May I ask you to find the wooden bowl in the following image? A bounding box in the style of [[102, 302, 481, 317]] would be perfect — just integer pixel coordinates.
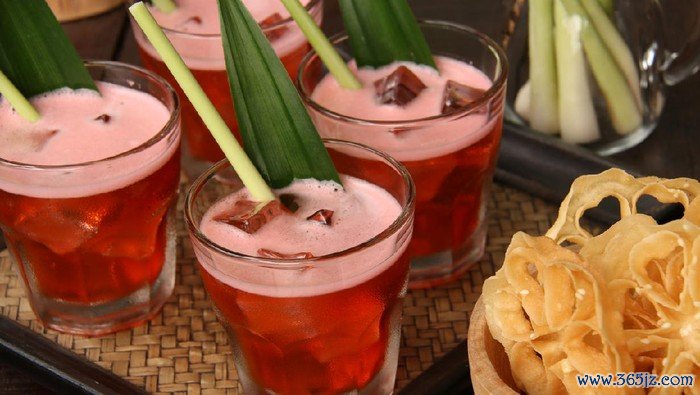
[[47, 0, 124, 22], [468, 298, 520, 395]]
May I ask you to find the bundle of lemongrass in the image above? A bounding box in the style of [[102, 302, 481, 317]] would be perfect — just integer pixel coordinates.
[[515, 0, 642, 144]]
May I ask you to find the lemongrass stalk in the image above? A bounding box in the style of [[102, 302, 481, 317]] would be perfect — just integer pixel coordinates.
[[560, 0, 641, 135], [514, 80, 532, 122], [554, 0, 600, 143], [280, 0, 361, 89], [595, 0, 614, 17], [129, 2, 275, 203], [151, 0, 176, 13], [581, 0, 642, 109], [0, 69, 40, 122], [529, 0, 559, 134]]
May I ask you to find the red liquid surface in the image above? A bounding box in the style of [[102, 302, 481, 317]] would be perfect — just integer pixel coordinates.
[[139, 44, 310, 163], [198, 254, 409, 394], [405, 118, 503, 262], [0, 151, 180, 304]]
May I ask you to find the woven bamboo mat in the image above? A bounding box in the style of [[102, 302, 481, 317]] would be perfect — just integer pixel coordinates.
[[0, 182, 559, 394]]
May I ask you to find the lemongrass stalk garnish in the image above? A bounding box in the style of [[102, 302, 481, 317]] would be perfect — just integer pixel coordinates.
[[279, 0, 361, 89], [0, 69, 40, 122], [129, 2, 275, 203], [150, 0, 177, 13], [595, 0, 614, 17]]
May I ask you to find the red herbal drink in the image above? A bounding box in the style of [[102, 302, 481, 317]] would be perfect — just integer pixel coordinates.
[[132, 0, 323, 175], [298, 22, 508, 288], [186, 140, 415, 394], [0, 62, 181, 336]]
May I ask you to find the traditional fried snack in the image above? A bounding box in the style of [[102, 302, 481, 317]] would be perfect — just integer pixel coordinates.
[[483, 233, 633, 395], [482, 169, 700, 395]]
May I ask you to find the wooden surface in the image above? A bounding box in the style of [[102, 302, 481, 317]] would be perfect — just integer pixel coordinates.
[[1, 0, 699, 393]]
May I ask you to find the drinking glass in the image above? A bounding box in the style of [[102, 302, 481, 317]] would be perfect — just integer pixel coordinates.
[[186, 139, 415, 394], [298, 22, 508, 289], [130, 0, 324, 176], [0, 61, 181, 336]]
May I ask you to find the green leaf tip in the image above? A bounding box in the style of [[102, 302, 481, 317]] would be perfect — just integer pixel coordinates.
[[339, 0, 436, 70], [279, 0, 361, 90], [129, 2, 275, 203], [151, 0, 177, 13], [0, 0, 97, 98], [218, 0, 342, 189], [0, 69, 40, 122]]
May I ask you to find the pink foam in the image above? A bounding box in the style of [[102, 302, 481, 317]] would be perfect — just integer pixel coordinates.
[[197, 176, 407, 297], [310, 57, 496, 161], [0, 82, 176, 199]]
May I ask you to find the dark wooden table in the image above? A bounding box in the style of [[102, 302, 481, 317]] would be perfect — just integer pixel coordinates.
[[1, 0, 699, 393]]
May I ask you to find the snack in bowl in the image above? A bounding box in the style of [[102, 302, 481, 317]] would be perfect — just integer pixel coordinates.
[[479, 169, 700, 394]]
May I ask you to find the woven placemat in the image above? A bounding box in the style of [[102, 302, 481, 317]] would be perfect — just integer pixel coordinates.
[[0, 182, 559, 394]]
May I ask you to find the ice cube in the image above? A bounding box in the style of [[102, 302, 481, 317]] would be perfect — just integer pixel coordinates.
[[213, 200, 287, 234], [280, 194, 299, 213], [374, 66, 426, 107], [94, 114, 112, 123], [441, 80, 486, 114], [0, 130, 59, 154], [306, 209, 333, 225], [258, 249, 314, 259], [259, 13, 288, 41], [13, 196, 118, 255]]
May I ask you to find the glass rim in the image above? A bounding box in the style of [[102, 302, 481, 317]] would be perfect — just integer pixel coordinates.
[[184, 138, 416, 268], [296, 20, 509, 127], [0, 60, 181, 171], [131, 0, 323, 39]]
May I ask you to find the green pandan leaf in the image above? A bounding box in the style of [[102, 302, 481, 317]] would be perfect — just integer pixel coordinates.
[[218, 0, 341, 188], [339, 0, 436, 69], [0, 0, 97, 98]]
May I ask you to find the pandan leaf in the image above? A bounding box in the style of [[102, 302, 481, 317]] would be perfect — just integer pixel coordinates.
[[0, 0, 97, 98], [218, 0, 341, 188], [338, 0, 436, 69]]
